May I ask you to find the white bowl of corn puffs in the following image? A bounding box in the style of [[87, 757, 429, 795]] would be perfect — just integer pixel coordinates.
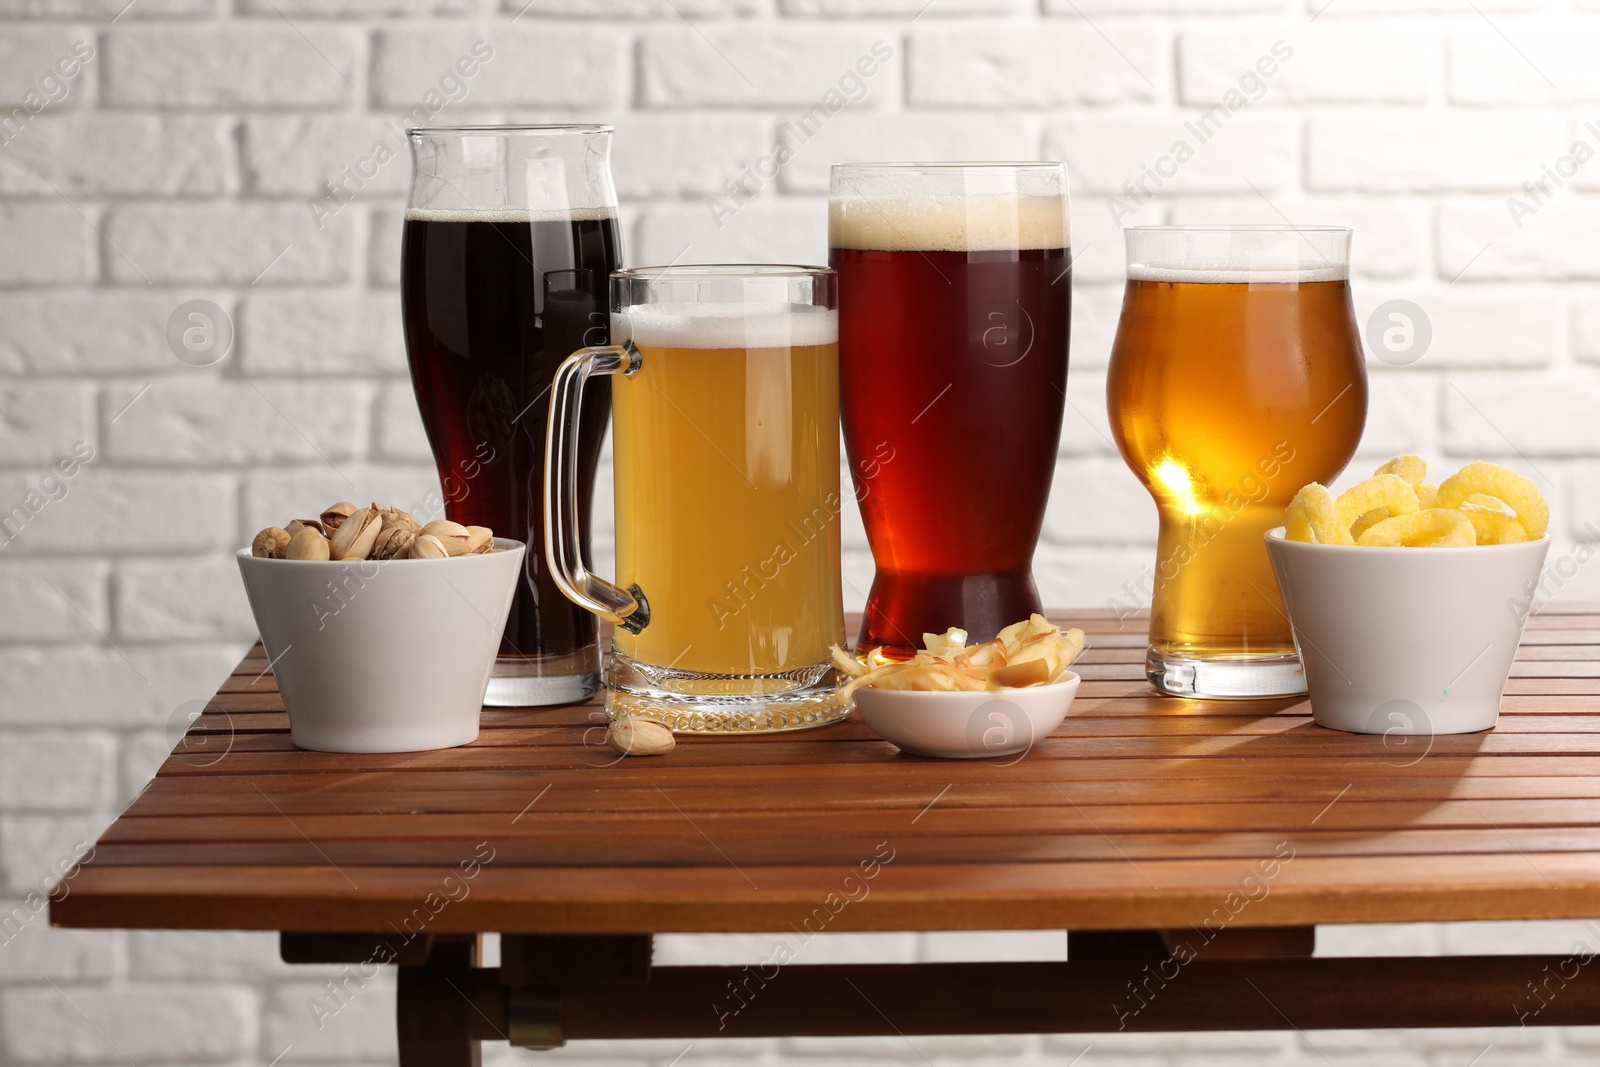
[[836, 615, 1085, 759], [1266, 456, 1550, 736]]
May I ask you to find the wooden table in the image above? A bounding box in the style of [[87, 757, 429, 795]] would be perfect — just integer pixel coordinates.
[[53, 606, 1600, 1064]]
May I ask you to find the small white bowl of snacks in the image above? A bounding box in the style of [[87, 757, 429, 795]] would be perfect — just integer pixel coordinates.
[[237, 502, 524, 754], [1266, 457, 1550, 737], [836, 615, 1086, 759]]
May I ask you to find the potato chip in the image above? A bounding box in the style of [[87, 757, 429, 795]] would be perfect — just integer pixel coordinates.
[[1357, 508, 1476, 548], [1436, 462, 1548, 540], [1285, 483, 1352, 545], [1337, 474, 1420, 531], [834, 615, 1086, 696], [1375, 454, 1427, 487]]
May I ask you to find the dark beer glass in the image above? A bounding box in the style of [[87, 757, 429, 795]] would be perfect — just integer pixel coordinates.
[[401, 126, 620, 705], [830, 163, 1071, 657]]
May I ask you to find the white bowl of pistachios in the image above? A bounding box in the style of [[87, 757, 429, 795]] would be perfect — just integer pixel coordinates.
[[236, 502, 524, 754]]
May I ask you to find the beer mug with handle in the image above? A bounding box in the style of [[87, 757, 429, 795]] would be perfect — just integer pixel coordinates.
[[545, 265, 849, 734]]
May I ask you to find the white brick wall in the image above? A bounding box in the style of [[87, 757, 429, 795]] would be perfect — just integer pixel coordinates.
[[3, 2, 1600, 1064]]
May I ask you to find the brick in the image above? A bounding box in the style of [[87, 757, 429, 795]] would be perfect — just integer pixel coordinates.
[[240, 293, 406, 376], [116, 555, 258, 641], [1321, 0, 1536, 9], [0, 730, 113, 810], [510, 0, 760, 12], [0, 561, 108, 642], [0, 0, 213, 12], [1059, 370, 1118, 456], [1354, 286, 1561, 369], [1034, 546, 1158, 611], [0, 643, 244, 728], [921, 929, 1065, 961], [242, 0, 477, 12], [909, 26, 1163, 107], [610, 115, 773, 198], [1069, 284, 1121, 372], [1443, 373, 1600, 457], [0, 468, 233, 555], [1307, 113, 1565, 192], [130, 928, 288, 980], [107, 380, 369, 466], [369, 206, 404, 288], [0, 983, 254, 1063], [642, 27, 897, 107], [103, 25, 358, 107], [104, 203, 353, 285], [1044, 114, 1295, 195], [1045, 1031, 1294, 1054], [778, 114, 1033, 193], [0, 812, 105, 897], [243, 465, 443, 533], [785, 0, 1014, 12], [1165, 197, 1426, 279], [263, 977, 398, 1062], [0, 292, 219, 375], [1440, 199, 1600, 281], [1316, 922, 1440, 956], [374, 383, 432, 462], [244, 116, 411, 198], [1352, 376, 1432, 459], [1067, 203, 1132, 285], [0, 114, 233, 196], [0, 204, 91, 286], [1042, 459, 1158, 545], [1449, 20, 1600, 104], [1573, 297, 1600, 368], [782, 1034, 1031, 1057], [372, 27, 621, 109], [0, 381, 94, 465], [634, 200, 828, 272], [0, 905, 117, 983], [1179, 26, 1435, 105], [0, 27, 94, 109]]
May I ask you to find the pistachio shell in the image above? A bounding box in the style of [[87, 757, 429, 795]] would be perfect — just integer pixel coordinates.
[[377, 505, 420, 535], [606, 717, 675, 757], [320, 501, 359, 532], [285, 519, 326, 539], [419, 519, 472, 556], [251, 526, 290, 559], [286, 527, 331, 561], [374, 526, 415, 560], [409, 533, 449, 559], [465, 526, 494, 554], [329, 507, 382, 561]]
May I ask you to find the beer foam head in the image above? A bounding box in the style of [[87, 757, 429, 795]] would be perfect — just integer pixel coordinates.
[[1128, 261, 1348, 284], [615, 301, 837, 350], [403, 206, 617, 223], [830, 193, 1069, 253]]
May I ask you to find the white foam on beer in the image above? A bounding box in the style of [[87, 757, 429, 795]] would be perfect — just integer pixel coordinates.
[[1128, 261, 1347, 284], [615, 301, 837, 350], [403, 206, 618, 223], [829, 193, 1069, 252]]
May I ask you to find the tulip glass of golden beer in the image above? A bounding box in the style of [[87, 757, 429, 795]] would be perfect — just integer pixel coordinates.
[[544, 265, 848, 733], [1107, 227, 1366, 698]]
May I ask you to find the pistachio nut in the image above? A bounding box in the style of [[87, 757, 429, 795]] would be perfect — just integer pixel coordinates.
[[286, 527, 331, 561], [374, 526, 415, 560], [465, 526, 494, 554], [377, 505, 420, 535], [285, 518, 326, 539], [329, 507, 382, 561], [418, 519, 473, 556], [409, 533, 449, 559], [251, 526, 291, 559], [606, 717, 675, 756], [320, 501, 359, 532]]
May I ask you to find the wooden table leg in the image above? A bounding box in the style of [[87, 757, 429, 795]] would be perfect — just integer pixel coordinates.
[[398, 936, 482, 1067]]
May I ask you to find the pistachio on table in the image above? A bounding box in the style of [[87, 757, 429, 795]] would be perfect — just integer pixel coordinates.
[[251, 501, 497, 562], [606, 717, 675, 757]]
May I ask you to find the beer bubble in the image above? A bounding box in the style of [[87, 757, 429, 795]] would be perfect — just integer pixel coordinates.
[[1365, 299, 1431, 367], [166, 299, 234, 367]]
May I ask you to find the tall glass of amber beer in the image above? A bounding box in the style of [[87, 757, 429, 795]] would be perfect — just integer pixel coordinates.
[[831, 163, 1071, 657], [544, 265, 848, 733], [1107, 226, 1366, 698]]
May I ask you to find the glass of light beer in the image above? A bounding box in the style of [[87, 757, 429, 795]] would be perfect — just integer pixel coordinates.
[[1107, 226, 1367, 698], [544, 265, 848, 733], [830, 163, 1071, 657]]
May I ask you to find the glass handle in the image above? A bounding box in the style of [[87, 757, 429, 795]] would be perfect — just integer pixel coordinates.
[[543, 341, 650, 634]]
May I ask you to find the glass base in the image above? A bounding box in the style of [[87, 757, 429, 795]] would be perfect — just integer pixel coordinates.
[[485, 649, 600, 707], [1146, 649, 1307, 700], [605, 651, 850, 734]]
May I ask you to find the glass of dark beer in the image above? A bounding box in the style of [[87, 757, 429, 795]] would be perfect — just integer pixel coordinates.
[[830, 162, 1071, 657], [401, 125, 620, 705], [1107, 226, 1366, 699]]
